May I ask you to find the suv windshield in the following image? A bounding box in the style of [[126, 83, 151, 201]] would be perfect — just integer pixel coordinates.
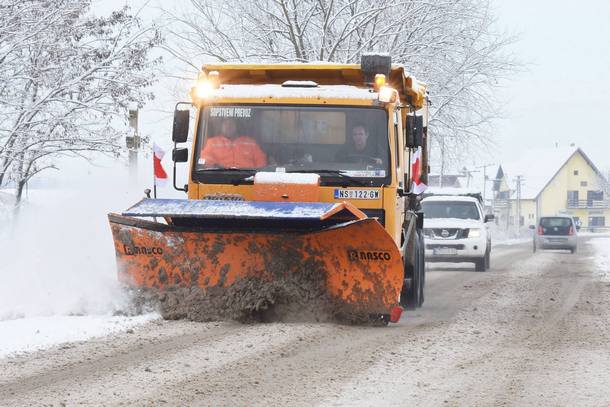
[[422, 201, 481, 220], [193, 105, 390, 185]]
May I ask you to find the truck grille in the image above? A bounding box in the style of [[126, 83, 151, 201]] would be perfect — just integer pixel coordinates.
[[424, 228, 467, 239], [361, 209, 385, 227], [426, 243, 465, 250]]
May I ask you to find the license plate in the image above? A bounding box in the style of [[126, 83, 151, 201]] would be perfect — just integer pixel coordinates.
[[334, 189, 380, 200], [433, 248, 457, 255]]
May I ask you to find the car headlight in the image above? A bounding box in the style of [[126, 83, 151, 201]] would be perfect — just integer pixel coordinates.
[[468, 228, 481, 238]]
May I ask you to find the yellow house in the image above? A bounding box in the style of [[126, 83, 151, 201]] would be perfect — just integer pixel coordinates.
[[494, 147, 609, 230]]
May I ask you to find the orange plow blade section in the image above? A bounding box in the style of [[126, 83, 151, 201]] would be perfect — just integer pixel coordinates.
[[108, 199, 403, 319]]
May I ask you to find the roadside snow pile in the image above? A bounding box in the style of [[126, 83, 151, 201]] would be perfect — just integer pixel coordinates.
[[589, 237, 610, 282], [0, 158, 170, 358], [0, 188, 131, 319], [0, 190, 15, 223], [0, 314, 157, 358], [0, 158, 163, 320]]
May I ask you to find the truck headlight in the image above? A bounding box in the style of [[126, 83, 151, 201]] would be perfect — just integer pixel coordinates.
[[196, 81, 214, 99], [378, 86, 397, 103], [468, 228, 481, 238]]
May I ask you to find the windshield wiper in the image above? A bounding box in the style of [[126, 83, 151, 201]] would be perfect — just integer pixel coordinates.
[[287, 169, 368, 186], [195, 167, 256, 183], [196, 168, 256, 172]]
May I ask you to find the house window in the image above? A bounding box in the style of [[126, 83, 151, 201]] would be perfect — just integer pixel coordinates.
[[589, 216, 605, 227], [567, 190, 579, 207], [580, 181, 588, 187], [573, 170, 579, 175]]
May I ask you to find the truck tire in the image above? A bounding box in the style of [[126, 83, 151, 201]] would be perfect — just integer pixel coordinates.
[[474, 256, 486, 272], [401, 230, 423, 309], [484, 248, 491, 270], [417, 230, 425, 307]]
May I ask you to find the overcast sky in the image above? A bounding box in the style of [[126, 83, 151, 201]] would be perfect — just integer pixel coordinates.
[[491, 0, 610, 173], [93, 0, 610, 175]]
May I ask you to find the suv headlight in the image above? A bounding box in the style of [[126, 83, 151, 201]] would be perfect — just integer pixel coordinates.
[[468, 228, 481, 238]]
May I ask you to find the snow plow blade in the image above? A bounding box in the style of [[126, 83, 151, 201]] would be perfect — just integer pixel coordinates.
[[108, 199, 403, 320]]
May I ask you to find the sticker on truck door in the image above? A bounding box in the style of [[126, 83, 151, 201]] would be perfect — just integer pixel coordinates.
[[334, 189, 380, 200]]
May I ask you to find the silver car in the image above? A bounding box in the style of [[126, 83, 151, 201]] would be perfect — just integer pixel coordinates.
[[532, 215, 578, 253]]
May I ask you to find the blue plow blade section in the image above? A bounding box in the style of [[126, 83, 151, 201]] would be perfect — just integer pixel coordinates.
[[122, 198, 362, 222]]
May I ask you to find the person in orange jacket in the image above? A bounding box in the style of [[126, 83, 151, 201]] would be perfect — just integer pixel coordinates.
[[200, 118, 267, 168]]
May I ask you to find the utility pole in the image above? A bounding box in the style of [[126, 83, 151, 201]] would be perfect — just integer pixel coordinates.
[[126, 104, 140, 187], [476, 163, 494, 210], [461, 167, 480, 188], [515, 175, 524, 235]]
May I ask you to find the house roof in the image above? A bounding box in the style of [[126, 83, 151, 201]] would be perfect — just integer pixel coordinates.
[[493, 166, 505, 191], [500, 146, 606, 200]]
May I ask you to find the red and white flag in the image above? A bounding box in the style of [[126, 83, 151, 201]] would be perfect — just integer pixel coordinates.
[[411, 146, 427, 194], [153, 143, 168, 187]]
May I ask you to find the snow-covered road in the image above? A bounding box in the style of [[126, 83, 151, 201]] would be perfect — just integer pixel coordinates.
[[0, 314, 156, 358], [1, 237, 609, 406]]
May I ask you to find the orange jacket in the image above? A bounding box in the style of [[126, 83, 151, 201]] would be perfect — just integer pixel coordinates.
[[200, 135, 267, 168]]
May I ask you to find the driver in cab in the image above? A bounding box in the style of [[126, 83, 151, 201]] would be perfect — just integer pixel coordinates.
[[336, 123, 383, 165], [200, 118, 267, 168]]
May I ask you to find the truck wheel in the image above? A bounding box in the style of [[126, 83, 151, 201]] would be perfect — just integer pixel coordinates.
[[474, 256, 486, 272], [417, 230, 425, 307], [401, 232, 422, 309], [484, 249, 491, 270]]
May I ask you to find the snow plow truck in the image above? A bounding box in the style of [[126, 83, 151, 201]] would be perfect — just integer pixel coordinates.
[[108, 55, 430, 324]]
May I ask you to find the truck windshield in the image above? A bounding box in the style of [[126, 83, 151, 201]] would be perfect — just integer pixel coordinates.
[[193, 105, 389, 183], [422, 201, 481, 220]]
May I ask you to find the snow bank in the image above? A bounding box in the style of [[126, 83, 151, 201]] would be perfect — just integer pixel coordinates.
[[589, 237, 610, 282], [0, 190, 15, 224], [0, 156, 165, 320], [0, 314, 156, 358]]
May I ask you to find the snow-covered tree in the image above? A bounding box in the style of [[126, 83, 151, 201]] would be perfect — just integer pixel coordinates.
[[163, 0, 515, 170], [0, 0, 161, 204]]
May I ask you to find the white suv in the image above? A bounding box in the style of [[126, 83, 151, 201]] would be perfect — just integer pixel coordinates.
[[421, 195, 493, 271]]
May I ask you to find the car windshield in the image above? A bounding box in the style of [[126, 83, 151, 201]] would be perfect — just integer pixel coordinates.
[[421, 201, 481, 220], [193, 105, 389, 181], [540, 217, 571, 227]]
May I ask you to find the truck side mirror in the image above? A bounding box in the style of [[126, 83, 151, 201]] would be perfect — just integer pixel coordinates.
[[172, 109, 190, 143], [172, 147, 188, 163], [484, 214, 495, 223], [406, 114, 424, 148]]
